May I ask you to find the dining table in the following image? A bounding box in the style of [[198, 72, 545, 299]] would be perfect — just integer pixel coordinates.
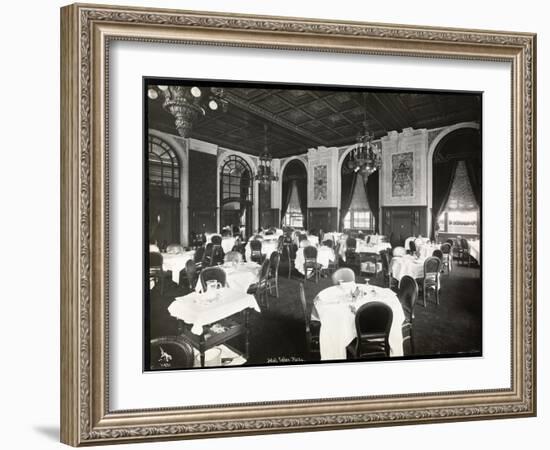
[[195, 262, 260, 293], [311, 283, 405, 361], [338, 239, 392, 262], [245, 237, 279, 262], [390, 254, 425, 282], [161, 250, 196, 283], [294, 245, 335, 275]]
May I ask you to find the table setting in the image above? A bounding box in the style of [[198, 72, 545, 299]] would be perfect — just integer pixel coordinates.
[[312, 282, 405, 360]]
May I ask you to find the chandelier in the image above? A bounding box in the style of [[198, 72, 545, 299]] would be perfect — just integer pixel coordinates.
[[254, 124, 279, 185], [147, 85, 228, 138], [347, 95, 382, 179]]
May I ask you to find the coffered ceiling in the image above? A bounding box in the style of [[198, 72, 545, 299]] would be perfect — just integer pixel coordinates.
[[147, 84, 481, 158]]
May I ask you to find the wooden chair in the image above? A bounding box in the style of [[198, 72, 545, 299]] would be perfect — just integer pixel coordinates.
[[199, 266, 227, 292], [266, 251, 281, 298], [398, 275, 418, 354], [247, 258, 271, 309], [210, 244, 225, 266], [422, 256, 442, 306], [345, 237, 361, 274], [380, 249, 396, 289], [193, 246, 205, 271], [150, 336, 195, 370], [408, 240, 417, 255], [440, 242, 452, 274], [249, 239, 263, 265], [432, 249, 443, 260], [346, 302, 393, 359], [303, 245, 322, 283], [149, 251, 167, 294], [183, 259, 197, 291], [458, 238, 473, 267], [298, 283, 320, 357], [327, 242, 340, 275], [331, 267, 355, 285], [201, 243, 213, 267]]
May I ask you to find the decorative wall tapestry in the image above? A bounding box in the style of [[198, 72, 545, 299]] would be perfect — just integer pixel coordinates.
[[313, 164, 328, 201], [392, 152, 414, 198]]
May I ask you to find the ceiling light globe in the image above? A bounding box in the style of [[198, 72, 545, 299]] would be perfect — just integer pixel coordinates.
[[209, 100, 219, 110], [147, 88, 158, 100], [190, 87, 202, 98]]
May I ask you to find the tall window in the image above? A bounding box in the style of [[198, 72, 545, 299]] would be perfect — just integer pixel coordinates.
[[437, 160, 479, 235], [283, 180, 303, 228], [148, 136, 180, 245], [221, 155, 252, 202], [343, 174, 374, 231]]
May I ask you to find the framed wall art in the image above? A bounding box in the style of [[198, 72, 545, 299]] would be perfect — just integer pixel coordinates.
[[60, 2, 536, 446]]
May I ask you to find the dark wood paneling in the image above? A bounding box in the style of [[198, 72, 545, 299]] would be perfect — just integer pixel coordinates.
[[188, 150, 218, 236], [382, 206, 427, 247], [308, 208, 338, 233]]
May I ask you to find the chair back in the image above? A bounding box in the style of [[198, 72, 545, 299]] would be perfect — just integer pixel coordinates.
[[409, 240, 417, 253], [150, 336, 195, 370], [259, 258, 271, 281], [199, 266, 227, 291], [303, 245, 318, 261], [298, 233, 308, 242], [269, 251, 280, 277], [166, 244, 184, 254], [440, 243, 452, 254], [224, 251, 243, 264], [250, 240, 262, 252], [322, 239, 334, 249], [331, 267, 355, 285], [193, 246, 205, 263], [298, 283, 311, 333], [398, 275, 418, 321], [211, 245, 225, 266], [346, 237, 357, 250], [380, 249, 392, 276], [424, 256, 442, 276], [211, 235, 222, 246], [432, 249, 443, 260], [460, 238, 470, 250], [446, 238, 454, 246], [149, 252, 163, 269], [355, 301, 393, 357], [185, 259, 197, 290]]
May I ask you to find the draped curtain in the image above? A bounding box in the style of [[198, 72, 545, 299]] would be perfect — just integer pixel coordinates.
[[431, 160, 458, 239], [465, 157, 482, 208], [280, 178, 292, 224], [366, 171, 380, 232], [340, 172, 358, 230], [296, 177, 308, 230]]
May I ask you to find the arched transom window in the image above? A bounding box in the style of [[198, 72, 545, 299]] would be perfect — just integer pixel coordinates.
[[148, 136, 180, 199], [220, 155, 252, 202]]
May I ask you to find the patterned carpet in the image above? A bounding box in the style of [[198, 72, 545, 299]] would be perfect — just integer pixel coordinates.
[[147, 257, 482, 368]]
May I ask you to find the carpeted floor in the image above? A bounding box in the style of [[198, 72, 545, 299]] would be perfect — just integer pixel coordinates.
[[147, 256, 482, 368]]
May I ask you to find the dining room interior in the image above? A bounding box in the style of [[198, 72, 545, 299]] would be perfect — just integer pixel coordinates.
[[145, 80, 482, 371]]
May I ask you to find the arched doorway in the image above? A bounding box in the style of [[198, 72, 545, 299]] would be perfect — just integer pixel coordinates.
[[431, 128, 481, 240], [280, 159, 307, 229], [148, 135, 181, 247], [220, 155, 253, 238]]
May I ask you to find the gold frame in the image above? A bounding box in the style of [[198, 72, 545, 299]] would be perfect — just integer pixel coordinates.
[[60, 3, 536, 446]]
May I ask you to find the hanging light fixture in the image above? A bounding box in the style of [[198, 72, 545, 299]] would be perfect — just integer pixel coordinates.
[[347, 93, 382, 180], [147, 85, 228, 138], [254, 124, 279, 185]]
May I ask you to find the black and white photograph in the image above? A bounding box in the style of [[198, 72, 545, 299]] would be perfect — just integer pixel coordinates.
[[144, 80, 482, 371]]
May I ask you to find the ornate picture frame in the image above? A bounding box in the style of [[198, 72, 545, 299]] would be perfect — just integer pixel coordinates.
[[60, 3, 536, 446]]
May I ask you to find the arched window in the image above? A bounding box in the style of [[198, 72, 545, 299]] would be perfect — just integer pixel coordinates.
[[148, 136, 180, 246], [220, 155, 253, 237]]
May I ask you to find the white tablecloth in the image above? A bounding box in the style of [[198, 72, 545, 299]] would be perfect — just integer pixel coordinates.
[[245, 240, 279, 262], [161, 251, 196, 283], [220, 237, 236, 253], [391, 255, 425, 281], [468, 240, 480, 262], [339, 240, 391, 262], [416, 243, 440, 259], [323, 232, 342, 243], [312, 284, 405, 360], [168, 287, 261, 335], [404, 236, 430, 252], [295, 246, 335, 275], [195, 262, 260, 293]]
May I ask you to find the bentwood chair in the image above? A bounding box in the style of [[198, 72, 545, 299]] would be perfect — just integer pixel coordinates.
[[331, 267, 355, 285], [380, 249, 396, 289], [440, 242, 452, 274], [346, 302, 393, 359], [149, 251, 167, 294], [249, 239, 263, 265], [303, 245, 322, 283], [458, 238, 473, 267], [247, 258, 271, 309], [408, 240, 417, 255], [422, 256, 442, 306], [398, 275, 419, 354], [193, 245, 205, 270], [211, 235, 222, 246], [199, 266, 227, 292], [150, 336, 195, 370], [283, 234, 295, 279], [432, 249, 444, 261], [183, 258, 197, 292], [345, 237, 361, 274], [298, 283, 320, 357], [266, 251, 281, 298]]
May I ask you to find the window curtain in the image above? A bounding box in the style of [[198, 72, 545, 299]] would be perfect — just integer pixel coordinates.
[[366, 171, 380, 232], [465, 157, 482, 208], [431, 160, 458, 239], [340, 172, 358, 230], [296, 177, 308, 229], [280, 179, 292, 224]]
